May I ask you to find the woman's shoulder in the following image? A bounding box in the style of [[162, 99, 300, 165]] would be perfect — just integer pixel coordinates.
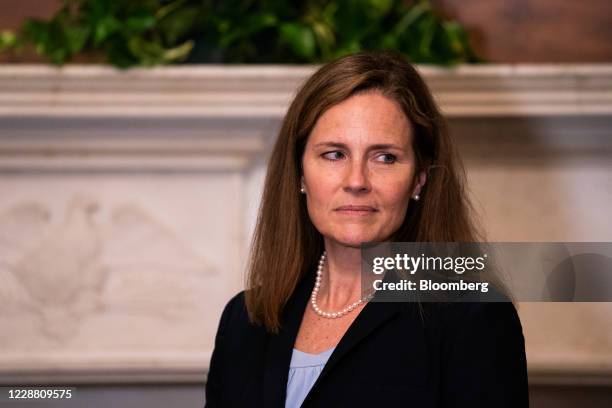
[[460, 302, 522, 338], [216, 290, 268, 338], [218, 290, 248, 329], [222, 290, 246, 313], [412, 301, 524, 340], [418, 301, 526, 359]]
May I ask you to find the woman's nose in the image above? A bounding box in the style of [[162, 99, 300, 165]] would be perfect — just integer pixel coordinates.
[[343, 159, 371, 194]]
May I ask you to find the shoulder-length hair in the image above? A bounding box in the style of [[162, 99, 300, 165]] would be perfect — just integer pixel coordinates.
[[245, 50, 482, 333]]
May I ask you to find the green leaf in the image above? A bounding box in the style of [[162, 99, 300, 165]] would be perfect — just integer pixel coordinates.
[[333, 40, 362, 59], [392, 1, 428, 37], [219, 12, 278, 48], [279, 22, 316, 59], [380, 33, 397, 50], [127, 36, 193, 66], [94, 16, 120, 46], [442, 21, 465, 55], [365, 0, 394, 20], [63, 25, 90, 53], [156, 0, 188, 20], [311, 20, 335, 60], [124, 14, 156, 34], [0, 30, 18, 51], [417, 14, 436, 59], [158, 6, 200, 45], [160, 40, 194, 62]]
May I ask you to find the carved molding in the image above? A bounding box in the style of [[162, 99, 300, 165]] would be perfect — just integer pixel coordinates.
[[0, 64, 611, 118], [1, 64, 611, 172]]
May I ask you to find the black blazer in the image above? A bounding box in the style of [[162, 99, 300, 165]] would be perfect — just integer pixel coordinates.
[[205, 266, 529, 407]]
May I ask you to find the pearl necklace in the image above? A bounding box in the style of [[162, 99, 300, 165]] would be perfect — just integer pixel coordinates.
[[310, 251, 373, 319]]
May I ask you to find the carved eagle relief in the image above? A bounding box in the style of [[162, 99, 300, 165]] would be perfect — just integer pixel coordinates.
[[0, 193, 214, 342]]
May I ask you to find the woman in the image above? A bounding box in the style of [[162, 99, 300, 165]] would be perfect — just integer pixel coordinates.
[[205, 51, 528, 407]]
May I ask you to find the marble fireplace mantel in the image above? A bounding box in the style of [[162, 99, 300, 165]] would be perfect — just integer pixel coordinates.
[[1, 63, 610, 170], [0, 64, 611, 385], [1, 64, 611, 117]]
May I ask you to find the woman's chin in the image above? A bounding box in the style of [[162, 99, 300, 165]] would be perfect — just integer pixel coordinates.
[[328, 231, 382, 248]]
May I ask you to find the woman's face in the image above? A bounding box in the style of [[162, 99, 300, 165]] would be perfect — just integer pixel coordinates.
[[302, 91, 425, 248]]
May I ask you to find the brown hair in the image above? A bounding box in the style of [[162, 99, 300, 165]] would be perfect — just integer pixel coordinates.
[[245, 50, 482, 333]]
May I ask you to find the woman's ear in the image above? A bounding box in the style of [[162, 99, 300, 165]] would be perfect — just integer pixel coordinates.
[[412, 170, 427, 198], [300, 176, 306, 194]]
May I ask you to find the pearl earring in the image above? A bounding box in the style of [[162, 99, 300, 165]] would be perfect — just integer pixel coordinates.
[[412, 194, 420, 201], [300, 186, 306, 194]]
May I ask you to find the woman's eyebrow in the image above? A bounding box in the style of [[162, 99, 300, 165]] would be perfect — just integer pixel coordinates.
[[313, 142, 405, 151]]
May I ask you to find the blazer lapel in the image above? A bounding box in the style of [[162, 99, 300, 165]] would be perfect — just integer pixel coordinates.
[[302, 296, 403, 406], [262, 266, 403, 407], [302, 268, 405, 406]]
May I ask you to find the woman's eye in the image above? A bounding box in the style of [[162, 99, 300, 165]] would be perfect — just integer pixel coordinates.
[[322, 151, 345, 160], [376, 153, 397, 164]]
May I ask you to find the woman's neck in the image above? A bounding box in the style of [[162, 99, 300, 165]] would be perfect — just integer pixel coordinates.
[[316, 239, 364, 310]]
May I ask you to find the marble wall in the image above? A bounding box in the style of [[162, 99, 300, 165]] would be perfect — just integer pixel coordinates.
[[452, 116, 612, 383]]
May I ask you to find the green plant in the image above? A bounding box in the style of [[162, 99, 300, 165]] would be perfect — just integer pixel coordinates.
[[3, 0, 481, 67]]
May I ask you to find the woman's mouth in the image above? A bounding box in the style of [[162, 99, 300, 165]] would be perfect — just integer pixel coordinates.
[[335, 205, 378, 215]]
